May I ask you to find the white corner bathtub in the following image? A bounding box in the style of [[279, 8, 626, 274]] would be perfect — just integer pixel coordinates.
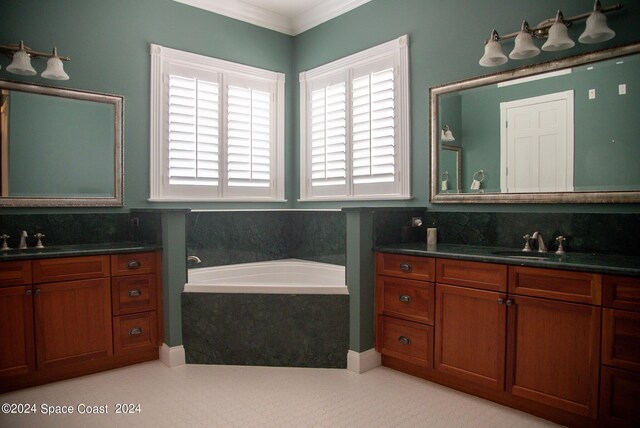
[[184, 258, 348, 295]]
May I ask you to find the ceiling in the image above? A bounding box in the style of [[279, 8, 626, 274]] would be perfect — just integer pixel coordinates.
[[174, 0, 371, 35]]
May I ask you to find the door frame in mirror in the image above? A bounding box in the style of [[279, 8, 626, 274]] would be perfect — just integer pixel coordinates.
[[429, 42, 640, 204], [0, 79, 123, 207]]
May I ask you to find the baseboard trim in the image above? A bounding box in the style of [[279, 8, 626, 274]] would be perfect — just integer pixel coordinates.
[[347, 348, 381, 373], [160, 344, 185, 367]]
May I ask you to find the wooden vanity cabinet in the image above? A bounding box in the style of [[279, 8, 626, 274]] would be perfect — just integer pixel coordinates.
[[0, 251, 161, 392], [375, 252, 618, 426]]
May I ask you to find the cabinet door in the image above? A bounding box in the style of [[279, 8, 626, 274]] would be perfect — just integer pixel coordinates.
[[506, 295, 601, 418], [34, 278, 113, 369], [435, 284, 507, 390], [600, 366, 640, 427], [0, 286, 35, 377]]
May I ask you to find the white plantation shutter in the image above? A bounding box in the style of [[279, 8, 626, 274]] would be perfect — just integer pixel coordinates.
[[311, 83, 346, 187], [300, 35, 409, 200], [227, 86, 271, 188], [352, 67, 395, 185], [168, 75, 219, 186], [149, 44, 284, 201]]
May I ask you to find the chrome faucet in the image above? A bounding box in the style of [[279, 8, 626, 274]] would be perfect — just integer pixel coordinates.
[[531, 231, 547, 253], [187, 255, 202, 264], [19, 230, 28, 249]]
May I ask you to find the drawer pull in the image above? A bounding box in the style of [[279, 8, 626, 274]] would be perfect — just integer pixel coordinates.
[[399, 263, 412, 272], [128, 289, 142, 297], [127, 260, 141, 269], [398, 336, 411, 345], [399, 294, 412, 303], [129, 327, 143, 336]]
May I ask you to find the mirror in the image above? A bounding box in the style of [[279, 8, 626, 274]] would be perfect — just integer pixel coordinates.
[[430, 42, 640, 203], [0, 80, 123, 207]]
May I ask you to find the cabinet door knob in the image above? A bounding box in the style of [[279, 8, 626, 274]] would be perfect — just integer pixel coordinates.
[[129, 327, 143, 335], [399, 294, 412, 303], [399, 263, 412, 272], [127, 260, 141, 269], [25, 289, 33, 296], [497, 298, 505, 305], [398, 336, 411, 345], [128, 289, 142, 297], [505, 299, 514, 307], [34, 288, 41, 295]]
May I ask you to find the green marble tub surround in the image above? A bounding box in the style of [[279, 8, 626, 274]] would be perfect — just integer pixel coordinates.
[[182, 293, 349, 368], [186, 210, 346, 268], [375, 243, 640, 277]]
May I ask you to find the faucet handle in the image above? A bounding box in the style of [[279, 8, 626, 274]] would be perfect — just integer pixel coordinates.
[[522, 234, 532, 252], [555, 236, 566, 255], [1, 234, 10, 251], [34, 233, 45, 249]]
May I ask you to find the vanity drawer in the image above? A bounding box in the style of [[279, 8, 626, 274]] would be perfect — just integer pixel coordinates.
[[377, 276, 435, 325], [376, 252, 435, 281], [112, 274, 157, 315], [113, 312, 158, 355], [436, 258, 507, 292], [111, 252, 155, 277], [32, 256, 109, 284], [377, 315, 432, 367], [603, 275, 640, 312], [602, 308, 640, 372], [0, 261, 32, 287], [509, 266, 602, 304]]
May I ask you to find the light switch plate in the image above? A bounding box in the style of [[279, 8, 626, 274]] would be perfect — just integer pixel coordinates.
[[589, 89, 596, 99], [619, 84, 627, 95]]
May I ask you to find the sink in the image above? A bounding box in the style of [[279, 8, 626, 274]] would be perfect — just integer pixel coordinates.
[[491, 250, 557, 260]]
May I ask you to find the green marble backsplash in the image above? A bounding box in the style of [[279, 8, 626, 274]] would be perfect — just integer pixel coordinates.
[[0, 213, 139, 248], [186, 211, 346, 267], [424, 212, 640, 256]]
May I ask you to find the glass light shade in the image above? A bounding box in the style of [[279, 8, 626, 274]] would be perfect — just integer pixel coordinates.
[[41, 56, 69, 80], [479, 39, 507, 67], [6, 49, 37, 76], [542, 21, 575, 51], [579, 10, 615, 44], [441, 127, 455, 142], [510, 31, 541, 60]]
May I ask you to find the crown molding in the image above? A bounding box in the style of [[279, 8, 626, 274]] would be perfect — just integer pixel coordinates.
[[174, 0, 371, 35], [293, 0, 371, 35]]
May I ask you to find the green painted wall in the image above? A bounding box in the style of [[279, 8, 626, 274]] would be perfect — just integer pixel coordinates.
[[0, 0, 294, 213], [294, 0, 640, 213]]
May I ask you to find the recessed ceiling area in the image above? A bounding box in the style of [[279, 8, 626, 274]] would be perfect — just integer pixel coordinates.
[[174, 0, 371, 35]]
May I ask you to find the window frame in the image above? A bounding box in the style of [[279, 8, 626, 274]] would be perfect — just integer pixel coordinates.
[[299, 35, 410, 201], [149, 44, 285, 202]]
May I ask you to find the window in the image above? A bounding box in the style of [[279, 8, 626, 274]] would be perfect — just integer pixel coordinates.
[[150, 44, 285, 201], [299, 35, 410, 201]]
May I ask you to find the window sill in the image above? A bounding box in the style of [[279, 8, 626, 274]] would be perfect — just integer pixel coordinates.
[[148, 197, 288, 203]]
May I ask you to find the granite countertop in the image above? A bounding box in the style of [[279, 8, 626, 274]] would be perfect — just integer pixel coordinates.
[[0, 242, 161, 261], [375, 242, 640, 277]]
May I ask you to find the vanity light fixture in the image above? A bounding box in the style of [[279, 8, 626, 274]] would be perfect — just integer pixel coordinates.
[[0, 40, 70, 80], [479, 1, 622, 67], [441, 125, 455, 142]]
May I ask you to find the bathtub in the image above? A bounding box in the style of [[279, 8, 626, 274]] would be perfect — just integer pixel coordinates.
[[182, 258, 349, 368], [184, 258, 347, 295]]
